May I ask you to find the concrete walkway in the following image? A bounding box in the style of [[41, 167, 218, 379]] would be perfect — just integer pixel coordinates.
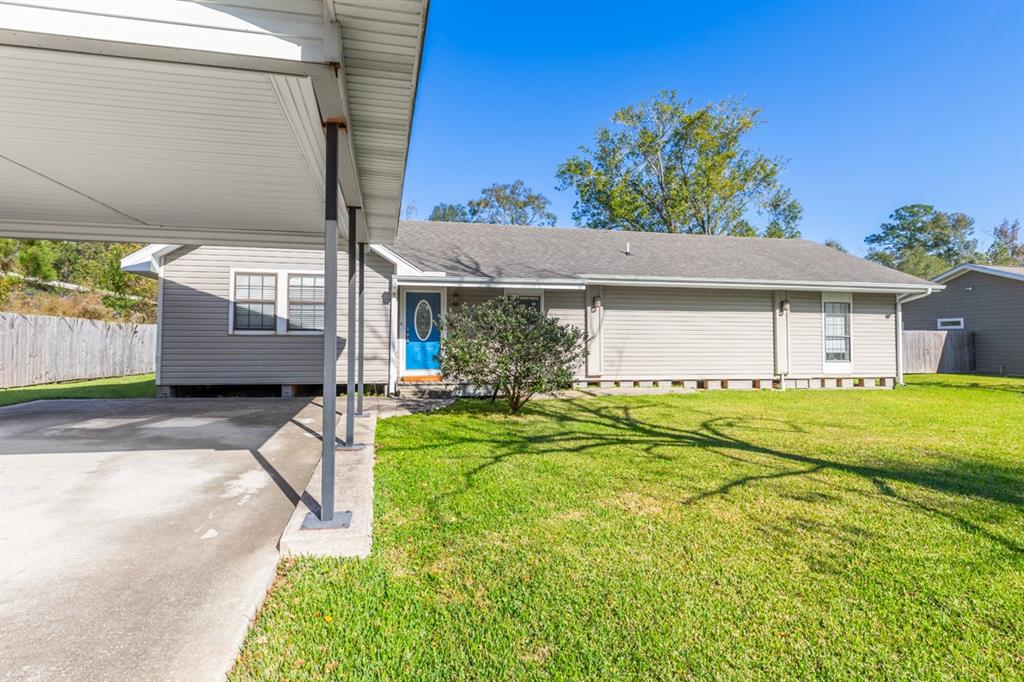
[[279, 395, 451, 558], [0, 398, 322, 682]]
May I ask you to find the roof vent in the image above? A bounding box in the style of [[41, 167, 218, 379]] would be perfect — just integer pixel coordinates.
[[624, 241, 631, 255]]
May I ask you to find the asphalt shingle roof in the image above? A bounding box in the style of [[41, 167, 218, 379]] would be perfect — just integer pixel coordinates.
[[390, 220, 934, 287]]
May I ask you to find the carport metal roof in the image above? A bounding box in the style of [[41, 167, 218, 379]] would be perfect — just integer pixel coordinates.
[[0, 0, 429, 247]]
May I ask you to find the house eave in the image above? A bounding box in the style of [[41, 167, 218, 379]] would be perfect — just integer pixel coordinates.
[[579, 274, 940, 294], [393, 272, 936, 294], [932, 263, 1024, 284], [120, 244, 181, 278]]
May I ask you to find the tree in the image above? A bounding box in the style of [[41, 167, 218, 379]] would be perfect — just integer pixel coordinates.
[[467, 180, 557, 226], [429, 181, 557, 226], [438, 296, 584, 413], [556, 90, 801, 238], [15, 240, 57, 281], [428, 202, 473, 222], [865, 204, 977, 273], [984, 219, 1023, 266], [0, 239, 17, 273], [824, 239, 847, 252], [891, 246, 953, 280]]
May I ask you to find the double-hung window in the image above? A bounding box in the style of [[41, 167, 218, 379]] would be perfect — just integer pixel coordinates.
[[233, 273, 277, 331], [822, 293, 852, 370], [287, 274, 325, 332]]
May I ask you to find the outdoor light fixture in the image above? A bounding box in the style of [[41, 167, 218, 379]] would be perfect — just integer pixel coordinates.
[[592, 295, 603, 310], [452, 292, 461, 306], [780, 299, 791, 313]]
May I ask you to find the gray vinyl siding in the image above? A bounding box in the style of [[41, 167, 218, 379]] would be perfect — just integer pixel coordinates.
[[449, 288, 499, 310], [787, 291, 824, 377], [903, 270, 1023, 375], [599, 287, 775, 379], [786, 292, 897, 377], [852, 293, 897, 376], [545, 290, 586, 330], [160, 246, 392, 385]]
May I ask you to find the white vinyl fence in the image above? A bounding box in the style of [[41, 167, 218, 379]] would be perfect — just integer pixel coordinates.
[[0, 313, 156, 388]]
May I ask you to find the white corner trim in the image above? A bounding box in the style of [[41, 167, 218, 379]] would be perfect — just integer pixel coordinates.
[[369, 244, 441, 277], [120, 244, 181, 277]]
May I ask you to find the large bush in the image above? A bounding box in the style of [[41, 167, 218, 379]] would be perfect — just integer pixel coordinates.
[[438, 295, 585, 412]]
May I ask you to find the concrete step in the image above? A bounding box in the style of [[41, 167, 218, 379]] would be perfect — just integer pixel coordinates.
[[396, 382, 456, 398]]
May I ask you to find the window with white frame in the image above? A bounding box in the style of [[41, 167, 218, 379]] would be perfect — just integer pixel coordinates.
[[233, 273, 277, 331], [937, 317, 964, 330], [823, 294, 852, 364], [504, 289, 543, 312], [288, 274, 325, 331]]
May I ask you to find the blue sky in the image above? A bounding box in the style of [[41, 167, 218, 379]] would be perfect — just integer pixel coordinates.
[[401, 0, 1024, 255]]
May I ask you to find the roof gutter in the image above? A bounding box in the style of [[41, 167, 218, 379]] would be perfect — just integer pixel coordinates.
[[579, 274, 941, 295], [386, 260, 940, 295], [896, 287, 936, 304], [396, 275, 585, 290]]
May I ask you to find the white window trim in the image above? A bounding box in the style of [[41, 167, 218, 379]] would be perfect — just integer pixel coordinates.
[[821, 292, 853, 373], [228, 267, 325, 336], [503, 287, 544, 311], [936, 317, 964, 330]]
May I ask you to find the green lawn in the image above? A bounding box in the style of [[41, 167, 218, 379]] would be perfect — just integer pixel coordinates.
[[0, 373, 155, 407], [233, 374, 1024, 680]]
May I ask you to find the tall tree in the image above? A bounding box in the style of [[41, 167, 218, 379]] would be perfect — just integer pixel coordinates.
[[556, 90, 801, 237], [428, 181, 557, 226], [984, 218, 1024, 266], [428, 202, 473, 222], [15, 240, 57, 281], [865, 204, 977, 274], [468, 180, 557, 226]]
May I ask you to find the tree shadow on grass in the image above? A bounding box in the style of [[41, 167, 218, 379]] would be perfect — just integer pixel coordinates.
[[404, 396, 1024, 554], [907, 377, 1024, 396]]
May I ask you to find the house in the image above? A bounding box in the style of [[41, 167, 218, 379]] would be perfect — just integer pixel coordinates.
[[902, 263, 1024, 376], [124, 221, 938, 395]]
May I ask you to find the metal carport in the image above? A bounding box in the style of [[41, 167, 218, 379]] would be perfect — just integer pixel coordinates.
[[0, 0, 429, 524]]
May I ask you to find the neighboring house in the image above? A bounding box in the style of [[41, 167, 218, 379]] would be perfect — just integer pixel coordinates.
[[902, 263, 1024, 376], [123, 221, 938, 395]]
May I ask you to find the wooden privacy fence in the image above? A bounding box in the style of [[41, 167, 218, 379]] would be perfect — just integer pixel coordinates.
[[0, 313, 156, 388], [902, 330, 975, 374]]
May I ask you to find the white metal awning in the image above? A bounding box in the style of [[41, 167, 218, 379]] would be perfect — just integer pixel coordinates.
[[0, 0, 428, 247]]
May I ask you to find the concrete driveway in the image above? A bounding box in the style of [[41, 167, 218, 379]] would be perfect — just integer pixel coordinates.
[[0, 398, 325, 682]]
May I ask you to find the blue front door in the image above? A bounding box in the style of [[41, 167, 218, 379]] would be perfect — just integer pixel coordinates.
[[405, 291, 441, 371]]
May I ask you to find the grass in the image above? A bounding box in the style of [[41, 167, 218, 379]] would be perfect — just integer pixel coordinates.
[[0, 373, 155, 407], [233, 374, 1024, 680]]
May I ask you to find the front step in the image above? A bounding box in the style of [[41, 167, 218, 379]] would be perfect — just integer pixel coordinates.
[[396, 381, 456, 398], [396, 380, 495, 398]]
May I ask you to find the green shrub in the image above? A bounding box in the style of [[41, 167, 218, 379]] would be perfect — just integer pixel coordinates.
[[439, 295, 585, 412]]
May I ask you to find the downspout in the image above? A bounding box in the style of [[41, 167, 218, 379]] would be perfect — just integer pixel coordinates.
[[784, 295, 791, 389], [776, 293, 790, 390], [155, 258, 164, 389]]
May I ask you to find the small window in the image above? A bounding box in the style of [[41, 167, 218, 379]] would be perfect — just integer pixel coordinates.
[[288, 274, 325, 331], [937, 318, 964, 330], [824, 300, 851, 362], [514, 296, 542, 312], [233, 273, 277, 331]]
